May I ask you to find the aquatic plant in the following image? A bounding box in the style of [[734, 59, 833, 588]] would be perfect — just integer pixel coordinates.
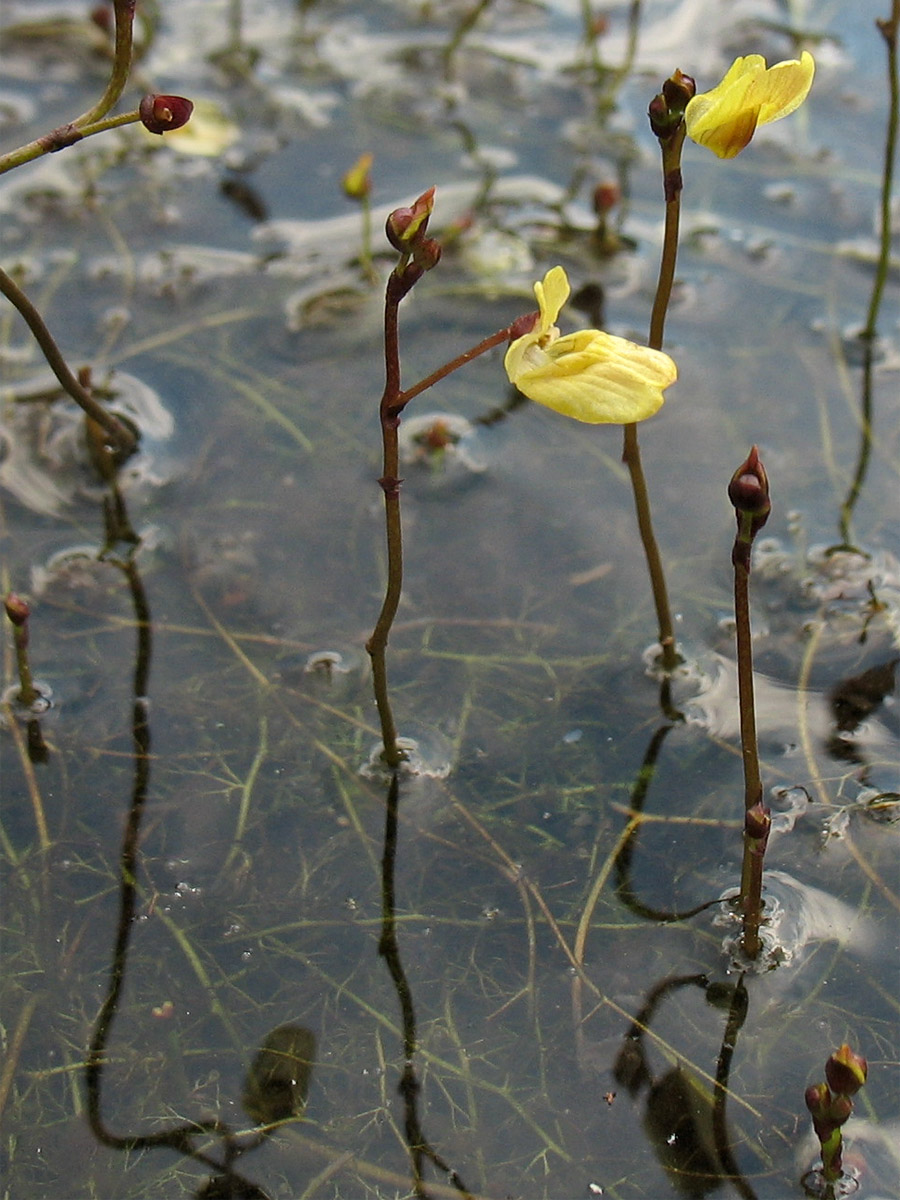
[[342, 151, 376, 282], [727, 446, 772, 960], [0, 0, 192, 455], [684, 52, 816, 160], [503, 265, 676, 423], [803, 1044, 868, 1197]]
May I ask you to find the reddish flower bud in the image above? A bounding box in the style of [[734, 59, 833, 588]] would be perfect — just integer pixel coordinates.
[[805, 1083, 831, 1118], [825, 1045, 868, 1097], [592, 182, 619, 216], [4, 592, 30, 627], [728, 445, 771, 518], [663, 69, 696, 109], [385, 186, 436, 253], [826, 1093, 854, 1125], [139, 94, 194, 135], [649, 71, 695, 139], [413, 236, 442, 271]]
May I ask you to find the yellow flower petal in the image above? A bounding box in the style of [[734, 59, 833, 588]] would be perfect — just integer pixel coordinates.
[[534, 264, 570, 331], [504, 269, 677, 424], [685, 51, 815, 159]]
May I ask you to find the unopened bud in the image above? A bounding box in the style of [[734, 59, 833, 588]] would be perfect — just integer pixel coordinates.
[[4, 593, 30, 627], [385, 186, 435, 252], [805, 1083, 831, 1118], [826, 1093, 854, 1125], [140, 94, 194, 135], [728, 445, 770, 518], [593, 182, 619, 216], [662, 69, 696, 110], [413, 236, 442, 271], [648, 71, 694, 140], [744, 801, 771, 843], [825, 1045, 868, 1097], [342, 152, 373, 200]]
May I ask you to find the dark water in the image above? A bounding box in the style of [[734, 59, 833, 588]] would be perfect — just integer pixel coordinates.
[[1, 2, 898, 1198]]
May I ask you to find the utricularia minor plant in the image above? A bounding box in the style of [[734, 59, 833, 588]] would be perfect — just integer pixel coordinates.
[[366, 51, 815, 963]]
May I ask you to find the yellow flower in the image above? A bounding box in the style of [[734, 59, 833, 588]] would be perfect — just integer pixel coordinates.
[[504, 267, 677, 424], [685, 51, 815, 159]]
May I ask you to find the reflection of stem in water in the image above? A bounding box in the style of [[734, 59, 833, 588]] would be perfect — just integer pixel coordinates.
[[613, 723, 727, 923], [85, 486, 267, 1196], [833, 7, 898, 551], [711, 974, 757, 1200], [613, 973, 758, 1200], [378, 771, 472, 1199]]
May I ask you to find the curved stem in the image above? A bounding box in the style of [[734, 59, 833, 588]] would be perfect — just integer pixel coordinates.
[[72, 0, 137, 130], [0, 1, 136, 175], [0, 266, 136, 454]]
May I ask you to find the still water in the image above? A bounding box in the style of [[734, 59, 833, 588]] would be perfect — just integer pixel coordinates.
[[1, 1, 898, 1197]]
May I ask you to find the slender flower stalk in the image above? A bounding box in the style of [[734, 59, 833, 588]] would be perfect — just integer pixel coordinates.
[[342, 153, 376, 283], [366, 189, 520, 766], [728, 446, 771, 959], [627, 71, 696, 674]]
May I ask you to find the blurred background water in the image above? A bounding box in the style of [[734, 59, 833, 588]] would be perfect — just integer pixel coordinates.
[[1, 2, 898, 1198]]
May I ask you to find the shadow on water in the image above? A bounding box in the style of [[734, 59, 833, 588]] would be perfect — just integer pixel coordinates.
[[1, 1, 898, 1198]]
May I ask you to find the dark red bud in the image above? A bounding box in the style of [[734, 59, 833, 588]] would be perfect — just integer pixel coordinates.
[[90, 5, 113, 34], [728, 445, 771, 518], [4, 593, 30, 627], [139, 94, 194, 135], [385, 186, 435, 252], [662, 69, 696, 108], [825, 1045, 868, 1096], [593, 182, 619, 216], [649, 71, 694, 140]]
